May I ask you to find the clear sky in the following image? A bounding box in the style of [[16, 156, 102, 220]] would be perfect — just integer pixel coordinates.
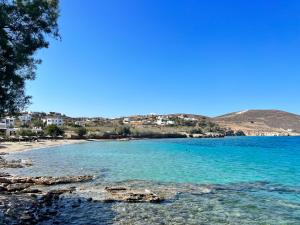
[[28, 0, 300, 117]]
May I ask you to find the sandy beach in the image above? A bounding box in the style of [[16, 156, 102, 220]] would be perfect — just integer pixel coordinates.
[[0, 139, 87, 153]]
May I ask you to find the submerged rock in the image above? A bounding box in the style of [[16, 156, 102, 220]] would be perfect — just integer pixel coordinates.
[[105, 186, 162, 203], [0, 156, 33, 168]]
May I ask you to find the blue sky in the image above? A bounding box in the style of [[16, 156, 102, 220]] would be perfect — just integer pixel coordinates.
[[28, 0, 300, 117]]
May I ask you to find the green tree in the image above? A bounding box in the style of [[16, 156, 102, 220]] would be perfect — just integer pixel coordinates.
[[76, 127, 87, 137], [0, 0, 59, 116], [17, 128, 35, 136], [32, 118, 45, 128], [45, 124, 64, 137]]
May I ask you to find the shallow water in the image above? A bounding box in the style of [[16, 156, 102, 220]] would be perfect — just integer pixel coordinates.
[[5, 137, 300, 224]]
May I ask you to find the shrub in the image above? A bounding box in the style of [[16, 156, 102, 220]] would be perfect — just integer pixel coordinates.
[[189, 128, 203, 134], [115, 126, 131, 136], [76, 127, 87, 137], [45, 125, 64, 137], [16, 129, 35, 137]]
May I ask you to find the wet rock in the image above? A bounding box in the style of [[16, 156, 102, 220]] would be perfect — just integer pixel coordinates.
[[71, 202, 80, 208], [21, 159, 33, 166], [6, 183, 32, 192], [11, 177, 35, 184], [20, 188, 42, 194], [33, 175, 93, 185], [0, 172, 11, 177], [0, 186, 7, 192], [0, 162, 24, 168], [0, 175, 93, 188], [105, 186, 162, 203], [105, 186, 127, 192], [0, 156, 32, 168], [40, 189, 71, 207], [0, 177, 12, 184], [0, 172, 94, 223], [20, 214, 34, 221], [46, 208, 58, 215]]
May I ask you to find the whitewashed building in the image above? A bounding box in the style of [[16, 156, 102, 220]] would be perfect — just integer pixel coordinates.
[[123, 118, 130, 124], [0, 120, 6, 130], [2, 117, 15, 128], [0, 118, 16, 136], [43, 117, 64, 126], [155, 116, 175, 126], [75, 121, 85, 127], [18, 114, 32, 125]]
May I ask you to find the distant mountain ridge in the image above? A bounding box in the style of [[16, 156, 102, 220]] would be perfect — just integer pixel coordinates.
[[213, 110, 300, 136], [118, 110, 300, 136]]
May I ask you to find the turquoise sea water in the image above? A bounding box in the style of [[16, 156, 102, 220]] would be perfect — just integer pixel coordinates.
[[5, 137, 300, 224]]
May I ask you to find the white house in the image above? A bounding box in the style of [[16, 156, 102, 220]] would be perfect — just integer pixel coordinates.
[[43, 117, 64, 126], [155, 116, 175, 126], [183, 117, 197, 121], [166, 120, 175, 125], [18, 114, 32, 125], [0, 118, 16, 136], [75, 121, 85, 127], [123, 118, 130, 124], [32, 127, 43, 133], [3, 117, 15, 128], [0, 120, 6, 130]]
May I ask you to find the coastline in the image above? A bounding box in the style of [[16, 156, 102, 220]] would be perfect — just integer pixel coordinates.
[[0, 137, 299, 224], [0, 135, 295, 154], [0, 139, 88, 154]]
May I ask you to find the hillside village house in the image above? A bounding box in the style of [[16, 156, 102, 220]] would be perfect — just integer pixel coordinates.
[[18, 114, 32, 125], [156, 116, 175, 126], [75, 121, 85, 127], [0, 120, 7, 135], [123, 118, 130, 124], [0, 117, 16, 136], [1, 117, 15, 128], [42, 117, 64, 126]]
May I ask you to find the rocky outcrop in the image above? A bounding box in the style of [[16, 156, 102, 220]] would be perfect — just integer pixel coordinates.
[[0, 188, 75, 224], [33, 175, 93, 185], [0, 174, 93, 193], [105, 186, 162, 203], [0, 173, 93, 224], [0, 156, 33, 168]]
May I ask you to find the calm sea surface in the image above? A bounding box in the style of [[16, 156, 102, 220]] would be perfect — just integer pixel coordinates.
[[5, 137, 300, 224]]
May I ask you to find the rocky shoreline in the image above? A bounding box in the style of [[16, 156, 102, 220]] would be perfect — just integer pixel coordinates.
[[0, 153, 164, 224], [0, 167, 94, 224]]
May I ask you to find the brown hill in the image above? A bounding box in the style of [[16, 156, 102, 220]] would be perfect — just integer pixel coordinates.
[[213, 110, 300, 136]]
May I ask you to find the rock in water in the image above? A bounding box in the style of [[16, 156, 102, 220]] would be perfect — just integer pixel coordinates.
[[105, 186, 162, 203], [6, 183, 32, 192], [33, 175, 93, 185]]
